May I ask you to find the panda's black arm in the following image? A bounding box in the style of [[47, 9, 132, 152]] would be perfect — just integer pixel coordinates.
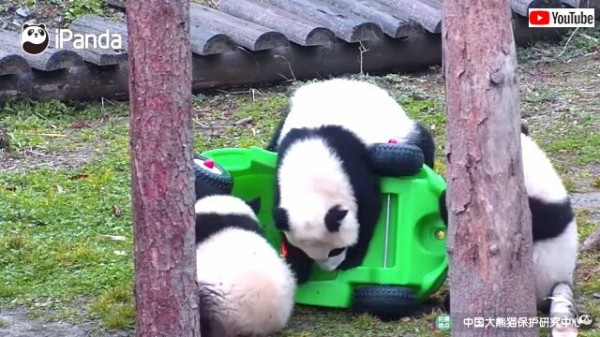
[[283, 236, 313, 285]]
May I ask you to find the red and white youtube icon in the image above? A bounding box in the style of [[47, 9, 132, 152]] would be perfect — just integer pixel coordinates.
[[528, 8, 595, 27]]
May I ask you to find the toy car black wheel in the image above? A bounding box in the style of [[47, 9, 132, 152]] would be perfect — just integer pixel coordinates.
[[193, 154, 234, 200], [369, 142, 424, 177], [352, 285, 416, 319]]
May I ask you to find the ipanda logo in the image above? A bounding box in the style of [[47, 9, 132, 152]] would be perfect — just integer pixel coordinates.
[[21, 23, 49, 55], [21, 23, 123, 55]]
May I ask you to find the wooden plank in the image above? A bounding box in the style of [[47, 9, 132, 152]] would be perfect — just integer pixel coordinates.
[[561, 0, 579, 7], [0, 32, 31, 75], [189, 27, 238, 55], [0, 13, 568, 103], [420, 0, 442, 9], [325, 0, 419, 39], [71, 14, 128, 36], [579, 0, 600, 17], [373, 0, 441, 33], [0, 31, 84, 71], [265, 0, 383, 42], [512, 0, 564, 17], [106, 0, 125, 10], [68, 15, 127, 65], [218, 0, 336, 46], [71, 14, 237, 56], [0, 53, 30, 76], [190, 3, 289, 51]]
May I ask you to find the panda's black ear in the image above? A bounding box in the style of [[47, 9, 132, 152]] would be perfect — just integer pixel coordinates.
[[23, 23, 31, 29], [245, 197, 261, 216], [325, 205, 348, 232], [273, 207, 289, 231], [39, 24, 46, 30]]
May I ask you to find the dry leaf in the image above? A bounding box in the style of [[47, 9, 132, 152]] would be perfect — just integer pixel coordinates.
[[112, 205, 122, 217], [97, 235, 127, 241], [71, 120, 92, 129], [54, 184, 64, 193], [400, 316, 411, 322], [113, 250, 127, 256], [69, 174, 90, 180]]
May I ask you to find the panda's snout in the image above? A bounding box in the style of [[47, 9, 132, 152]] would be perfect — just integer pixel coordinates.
[[34, 33, 38, 38]]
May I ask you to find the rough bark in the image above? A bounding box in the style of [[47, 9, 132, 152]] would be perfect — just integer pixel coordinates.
[[442, 0, 538, 335], [126, 1, 199, 336]]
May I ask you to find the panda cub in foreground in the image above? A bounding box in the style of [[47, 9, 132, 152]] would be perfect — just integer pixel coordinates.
[[195, 195, 296, 337], [269, 78, 436, 284], [440, 126, 578, 318]]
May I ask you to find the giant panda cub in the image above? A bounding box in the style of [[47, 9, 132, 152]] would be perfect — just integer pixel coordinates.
[[194, 195, 296, 337], [268, 78, 436, 284], [440, 126, 579, 322]]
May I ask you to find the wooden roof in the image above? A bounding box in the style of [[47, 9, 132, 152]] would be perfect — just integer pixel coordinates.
[[0, 0, 591, 74]]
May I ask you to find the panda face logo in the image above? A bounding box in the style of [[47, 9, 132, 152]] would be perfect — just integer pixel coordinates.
[[21, 23, 50, 55]]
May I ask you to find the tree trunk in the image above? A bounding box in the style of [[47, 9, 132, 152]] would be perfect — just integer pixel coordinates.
[[442, 0, 538, 335], [127, 1, 199, 336]]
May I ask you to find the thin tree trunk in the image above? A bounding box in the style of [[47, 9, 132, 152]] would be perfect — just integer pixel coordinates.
[[442, 0, 538, 335], [127, 1, 199, 336]]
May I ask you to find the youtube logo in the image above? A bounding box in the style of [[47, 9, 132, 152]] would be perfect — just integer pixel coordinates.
[[528, 8, 596, 28], [529, 10, 550, 25]]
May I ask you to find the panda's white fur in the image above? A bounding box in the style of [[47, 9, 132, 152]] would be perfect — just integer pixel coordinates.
[[269, 78, 435, 283], [521, 133, 578, 309], [276, 137, 360, 267], [441, 129, 579, 321], [194, 195, 296, 337], [274, 78, 419, 147]]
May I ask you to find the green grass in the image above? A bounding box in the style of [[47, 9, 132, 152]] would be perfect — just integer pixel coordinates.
[[65, 0, 105, 21], [1, 57, 600, 335]]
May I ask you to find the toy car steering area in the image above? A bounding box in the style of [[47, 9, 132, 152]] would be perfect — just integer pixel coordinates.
[[193, 141, 448, 320]]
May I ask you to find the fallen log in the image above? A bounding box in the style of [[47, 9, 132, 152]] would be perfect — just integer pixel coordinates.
[[0, 32, 437, 102], [0, 16, 567, 103]]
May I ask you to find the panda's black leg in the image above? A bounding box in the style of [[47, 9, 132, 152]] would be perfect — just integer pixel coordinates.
[[411, 122, 436, 170], [283, 235, 313, 285]]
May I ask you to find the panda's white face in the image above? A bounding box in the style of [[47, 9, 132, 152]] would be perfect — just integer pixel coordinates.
[[277, 203, 359, 271], [274, 137, 360, 270], [22, 25, 47, 44]]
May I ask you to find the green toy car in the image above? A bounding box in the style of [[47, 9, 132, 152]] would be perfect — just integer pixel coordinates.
[[193, 145, 448, 318]]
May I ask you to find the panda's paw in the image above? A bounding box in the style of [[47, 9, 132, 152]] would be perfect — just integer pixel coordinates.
[[550, 324, 578, 337]]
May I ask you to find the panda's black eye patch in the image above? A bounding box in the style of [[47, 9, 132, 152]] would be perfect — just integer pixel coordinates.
[[27, 29, 34, 36], [328, 247, 345, 257], [38, 29, 45, 36]]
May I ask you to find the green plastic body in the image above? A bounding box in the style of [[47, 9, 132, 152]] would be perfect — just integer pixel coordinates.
[[201, 146, 448, 308]]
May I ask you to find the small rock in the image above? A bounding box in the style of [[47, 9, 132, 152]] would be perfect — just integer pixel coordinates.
[[593, 292, 600, 299], [16, 6, 30, 18], [11, 18, 25, 30]]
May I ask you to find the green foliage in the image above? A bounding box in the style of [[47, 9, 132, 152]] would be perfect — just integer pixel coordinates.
[[65, 0, 105, 21]]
